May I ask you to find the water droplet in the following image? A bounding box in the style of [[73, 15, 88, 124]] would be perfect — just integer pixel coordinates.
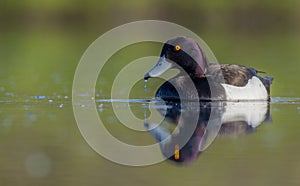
[[24, 105, 30, 109], [34, 95, 47, 99], [5, 92, 16, 97], [144, 108, 147, 118], [143, 80, 150, 92], [98, 104, 104, 112]]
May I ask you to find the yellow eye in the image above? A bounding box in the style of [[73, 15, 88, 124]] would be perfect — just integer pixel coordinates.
[[175, 45, 181, 51]]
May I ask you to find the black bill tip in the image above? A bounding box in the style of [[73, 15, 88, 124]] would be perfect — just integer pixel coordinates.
[[144, 73, 150, 81]]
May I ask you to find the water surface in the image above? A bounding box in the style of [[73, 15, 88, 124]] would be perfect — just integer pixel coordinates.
[[1, 96, 300, 185]]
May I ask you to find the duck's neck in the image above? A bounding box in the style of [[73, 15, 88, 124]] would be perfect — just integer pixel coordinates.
[[194, 66, 206, 78]]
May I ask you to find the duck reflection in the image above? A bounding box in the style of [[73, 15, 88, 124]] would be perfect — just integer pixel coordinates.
[[144, 101, 271, 164]]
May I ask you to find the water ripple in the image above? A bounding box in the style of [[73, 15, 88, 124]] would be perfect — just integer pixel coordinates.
[[1, 95, 300, 106], [270, 97, 300, 104]]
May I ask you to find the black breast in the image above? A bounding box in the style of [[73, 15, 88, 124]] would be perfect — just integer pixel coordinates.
[[155, 76, 226, 101]]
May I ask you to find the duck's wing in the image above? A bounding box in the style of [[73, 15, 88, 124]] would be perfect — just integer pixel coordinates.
[[207, 63, 260, 87]]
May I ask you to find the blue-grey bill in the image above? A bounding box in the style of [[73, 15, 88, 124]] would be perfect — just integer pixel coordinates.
[[144, 55, 172, 80]]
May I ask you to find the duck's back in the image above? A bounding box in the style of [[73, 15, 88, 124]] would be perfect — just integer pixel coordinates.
[[208, 63, 273, 100]]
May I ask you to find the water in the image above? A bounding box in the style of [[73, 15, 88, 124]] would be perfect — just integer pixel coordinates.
[[1, 95, 300, 185]]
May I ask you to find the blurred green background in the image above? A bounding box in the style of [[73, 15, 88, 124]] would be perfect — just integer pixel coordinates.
[[1, 1, 300, 186], [0, 0, 300, 97]]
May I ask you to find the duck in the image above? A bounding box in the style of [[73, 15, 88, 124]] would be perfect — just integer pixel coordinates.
[[144, 36, 273, 101]]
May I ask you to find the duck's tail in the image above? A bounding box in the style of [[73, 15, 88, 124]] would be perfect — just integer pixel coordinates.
[[261, 76, 274, 99], [263, 76, 274, 85]]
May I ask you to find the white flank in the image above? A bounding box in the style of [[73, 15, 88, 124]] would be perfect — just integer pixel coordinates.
[[221, 76, 268, 101]]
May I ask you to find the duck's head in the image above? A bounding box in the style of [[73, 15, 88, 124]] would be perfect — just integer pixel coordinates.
[[144, 36, 208, 80]]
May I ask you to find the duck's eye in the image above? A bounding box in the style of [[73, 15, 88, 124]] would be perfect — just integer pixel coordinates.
[[174, 45, 181, 51]]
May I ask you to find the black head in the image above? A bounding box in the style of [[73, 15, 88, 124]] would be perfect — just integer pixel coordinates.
[[144, 36, 208, 80]]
